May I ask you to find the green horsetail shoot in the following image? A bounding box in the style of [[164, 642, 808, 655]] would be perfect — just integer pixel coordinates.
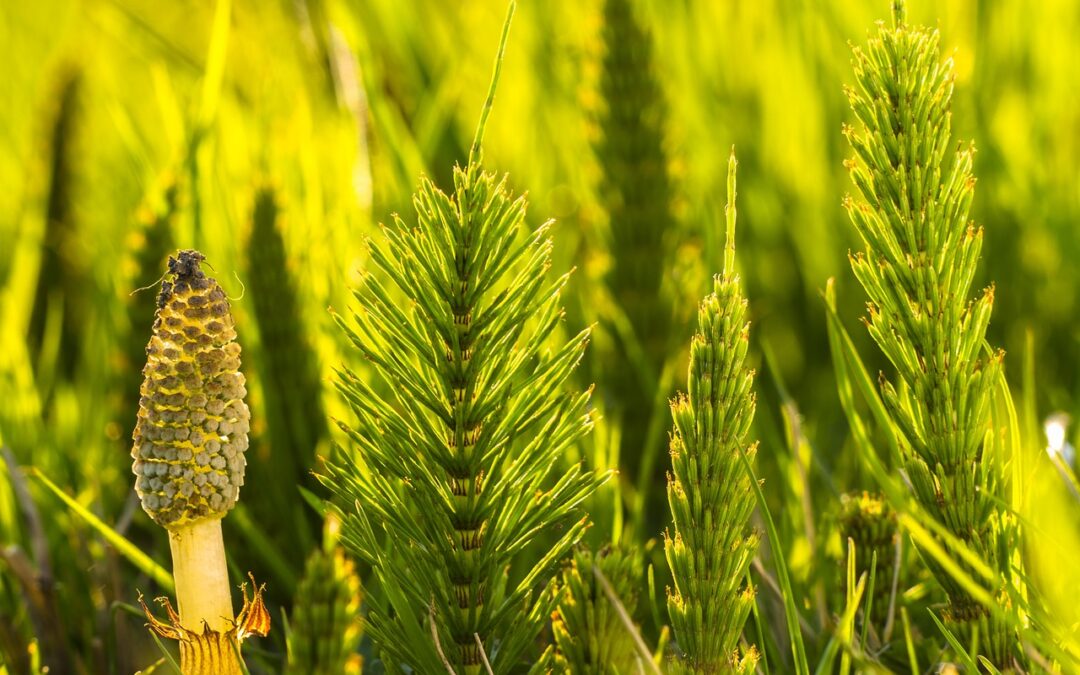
[[842, 1, 1018, 666], [665, 151, 760, 674]]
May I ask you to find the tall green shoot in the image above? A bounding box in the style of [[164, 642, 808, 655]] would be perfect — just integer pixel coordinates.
[[842, 2, 1016, 666], [323, 4, 606, 671], [665, 151, 759, 674]]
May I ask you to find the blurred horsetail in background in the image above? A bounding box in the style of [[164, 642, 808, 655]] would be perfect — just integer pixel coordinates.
[[596, 0, 678, 494], [246, 187, 327, 476], [286, 516, 364, 675], [28, 68, 85, 388], [2, 0, 1080, 672], [244, 185, 326, 575], [548, 545, 644, 673]]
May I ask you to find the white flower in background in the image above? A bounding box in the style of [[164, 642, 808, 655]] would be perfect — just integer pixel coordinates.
[[1044, 412, 1075, 467]]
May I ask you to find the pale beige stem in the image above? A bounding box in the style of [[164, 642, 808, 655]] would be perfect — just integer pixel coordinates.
[[168, 517, 241, 675], [169, 518, 234, 632]]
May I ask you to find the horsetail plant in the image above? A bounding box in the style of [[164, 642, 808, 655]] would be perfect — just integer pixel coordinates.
[[286, 517, 364, 675], [549, 545, 643, 673], [665, 151, 759, 674], [837, 491, 898, 626], [29, 67, 84, 381], [322, 5, 605, 672], [842, 2, 1014, 665], [245, 186, 327, 553], [131, 250, 269, 673]]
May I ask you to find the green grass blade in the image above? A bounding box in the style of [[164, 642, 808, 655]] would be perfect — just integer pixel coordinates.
[[147, 628, 182, 673], [836, 555, 866, 675], [646, 562, 664, 641], [823, 280, 899, 464], [29, 468, 173, 591], [977, 656, 1003, 675], [813, 636, 840, 675], [749, 567, 772, 675], [900, 606, 918, 675], [861, 550, 877, 647]]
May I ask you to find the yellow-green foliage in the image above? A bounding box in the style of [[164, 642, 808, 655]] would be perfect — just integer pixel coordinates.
[[3, 0, 1080, 673]]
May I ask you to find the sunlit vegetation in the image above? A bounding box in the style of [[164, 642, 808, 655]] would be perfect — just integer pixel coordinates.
[[2, 0, 1079, 672]]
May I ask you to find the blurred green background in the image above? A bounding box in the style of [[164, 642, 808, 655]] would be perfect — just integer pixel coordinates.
[[1, 0, 1078, 671]]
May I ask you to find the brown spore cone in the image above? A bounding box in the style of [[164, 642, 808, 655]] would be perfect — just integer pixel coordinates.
[[132, 250, 250, 528]]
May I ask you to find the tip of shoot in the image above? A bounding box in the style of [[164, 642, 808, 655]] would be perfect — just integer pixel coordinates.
[[469, 1, 516, 169], [723, 147, 738, 279], [891, 0, 907, 28]]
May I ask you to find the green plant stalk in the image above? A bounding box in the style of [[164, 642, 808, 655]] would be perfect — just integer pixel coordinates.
[[665, 151, 759, 674], [842, 2, 1014, 666], [168, 519, 246, 675]]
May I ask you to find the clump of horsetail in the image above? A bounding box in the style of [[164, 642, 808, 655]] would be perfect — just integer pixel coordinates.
[[597, 0, 677, 483], [837, 492, 898, 626], [549, 546, 642, 673], [842, 1, 1013, 664], [28, 67, 84, 381], [286, 518, 364, 675], [322, 6, 604, 671], [131, 249, 268, 673], [245, 186, 326, 477], [665, 151, 759, 674]]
